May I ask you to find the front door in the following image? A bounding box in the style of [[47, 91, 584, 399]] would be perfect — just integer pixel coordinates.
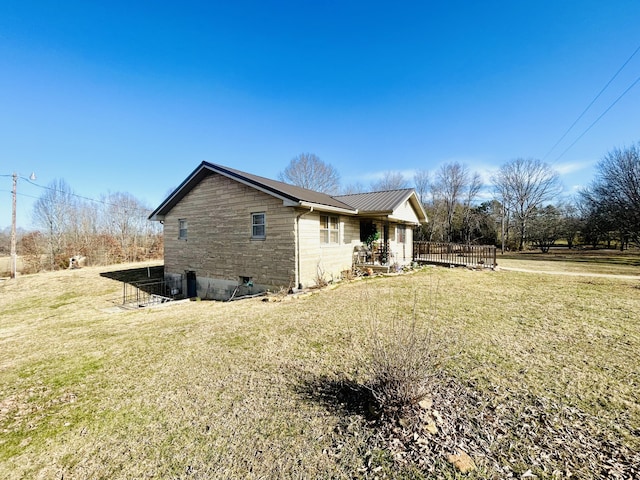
[[397, 225, 407, 261]]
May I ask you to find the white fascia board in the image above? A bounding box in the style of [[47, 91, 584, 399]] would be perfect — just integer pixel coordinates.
[[388, 215, 421, 226], [299, 201, 358, 215]]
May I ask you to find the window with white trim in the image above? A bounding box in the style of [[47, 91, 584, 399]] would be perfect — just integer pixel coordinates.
[[320, 215, 339, 244], [178, 219, 188, 240], [252, 212, 266, 239]]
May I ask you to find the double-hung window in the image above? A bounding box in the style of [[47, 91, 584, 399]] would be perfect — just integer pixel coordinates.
[[178, 219, 188, 240], [252, 212, 266, 239], [320, 215, 339, 244]]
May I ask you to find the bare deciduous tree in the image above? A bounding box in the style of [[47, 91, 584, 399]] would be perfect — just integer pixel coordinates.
[[558, 201, 582, 249], [278, 153, 341, 194], [580, 143, 640, 248], [412, 169, 432, 241], [19, 231, 44, 273], [28, 179, 162, 272], [413, 169, 430, 206], [370, 171, 409, 191], [341, 182, 366, 195], [0, 228, 10, 256], [32, 178, 76, 269], [492, 158, 562, 251], [461, 171, 482, 243], [68, 201, 99, 259], [528, 204, 564, 252], [431, 163, 481, 242], [101, 192, 154, 262]]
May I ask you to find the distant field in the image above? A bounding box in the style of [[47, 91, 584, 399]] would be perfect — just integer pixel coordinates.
[[0, 256, 23, 276], [497, 248, 640, 276], [0, 258, 639, 478]]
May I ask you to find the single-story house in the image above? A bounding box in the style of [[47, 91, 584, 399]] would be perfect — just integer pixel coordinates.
[[148, 162, 428, 300]]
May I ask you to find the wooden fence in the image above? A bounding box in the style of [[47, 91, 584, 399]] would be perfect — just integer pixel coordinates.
[[413, 241, 497, 269]]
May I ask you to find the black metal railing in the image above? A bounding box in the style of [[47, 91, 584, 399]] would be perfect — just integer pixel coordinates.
[[121, 279, 176, 308], [413, 241, 497, 269]]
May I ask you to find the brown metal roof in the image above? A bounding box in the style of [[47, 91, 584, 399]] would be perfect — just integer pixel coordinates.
[[335, 189, 414, 213], [215, 163, 356, 211], [335, 189, 428, 223], [149, 162, 356, 220], [149, 162, 427, 223]]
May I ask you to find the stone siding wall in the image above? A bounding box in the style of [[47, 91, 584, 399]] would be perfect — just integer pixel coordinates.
[[163, 173, 296, 296]]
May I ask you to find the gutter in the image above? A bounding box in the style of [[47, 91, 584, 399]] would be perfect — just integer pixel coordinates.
[[299, 201, 357, 215]]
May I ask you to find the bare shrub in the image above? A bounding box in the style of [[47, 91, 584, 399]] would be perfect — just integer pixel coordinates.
[[20, 231, 44, 274], [341, 269, 355, 281], [365, 288, 444, 416], [314, 263, 328, 288]]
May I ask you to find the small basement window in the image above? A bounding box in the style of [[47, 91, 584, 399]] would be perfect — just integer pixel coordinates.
[[252, 212, 266, 239], [178, 219, 188, 240]]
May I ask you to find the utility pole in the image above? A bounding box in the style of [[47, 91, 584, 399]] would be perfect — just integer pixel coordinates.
[[7, 171, 35, 279], [10, 172, 17, 279]]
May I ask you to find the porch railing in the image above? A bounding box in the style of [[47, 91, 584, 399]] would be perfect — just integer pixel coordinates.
[[413, 241, 496, 269]]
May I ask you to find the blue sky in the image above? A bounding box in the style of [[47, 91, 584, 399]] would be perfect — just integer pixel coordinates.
[[1, 1, 640, 230]]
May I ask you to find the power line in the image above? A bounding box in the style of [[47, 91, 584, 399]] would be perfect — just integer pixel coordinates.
[[553, 73, 640, 163], [22, 177, 153, 216], [0, 189, 42, 200], [543, 44, 640, 162]]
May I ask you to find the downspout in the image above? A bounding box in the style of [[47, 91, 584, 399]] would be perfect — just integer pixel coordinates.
[[295, 206, 314, 290]]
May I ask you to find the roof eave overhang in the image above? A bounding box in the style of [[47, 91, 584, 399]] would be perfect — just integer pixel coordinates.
[[360, 211, 424, 226], [148, 162, 302, 221], [148, 161, 359, 220], [407, 194, 428, 224], [358, 210, 394, 217], [148, 165, 204, 221], [388, 215, 422, 226], [298, 201, 358, 215]]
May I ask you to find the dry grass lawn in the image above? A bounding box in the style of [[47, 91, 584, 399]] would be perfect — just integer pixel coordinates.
[[498, 248, 640, 276], [0, 258, 638, 478]]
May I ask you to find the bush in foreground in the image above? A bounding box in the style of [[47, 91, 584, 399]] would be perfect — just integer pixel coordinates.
[[365, 303, 442, 417]]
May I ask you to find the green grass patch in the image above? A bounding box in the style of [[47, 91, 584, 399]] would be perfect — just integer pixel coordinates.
[[49, 292, 82, 309]]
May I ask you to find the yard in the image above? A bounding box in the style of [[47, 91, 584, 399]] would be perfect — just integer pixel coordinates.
[[0, 255, 638, 478]]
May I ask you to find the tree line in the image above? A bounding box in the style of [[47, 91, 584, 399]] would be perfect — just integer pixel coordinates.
[[281, 145, 640, 252], [3, 143, 637, 275], [1, 179, 162, 274]]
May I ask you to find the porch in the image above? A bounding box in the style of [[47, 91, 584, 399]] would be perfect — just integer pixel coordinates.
[[353, 244, 399, 273]]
